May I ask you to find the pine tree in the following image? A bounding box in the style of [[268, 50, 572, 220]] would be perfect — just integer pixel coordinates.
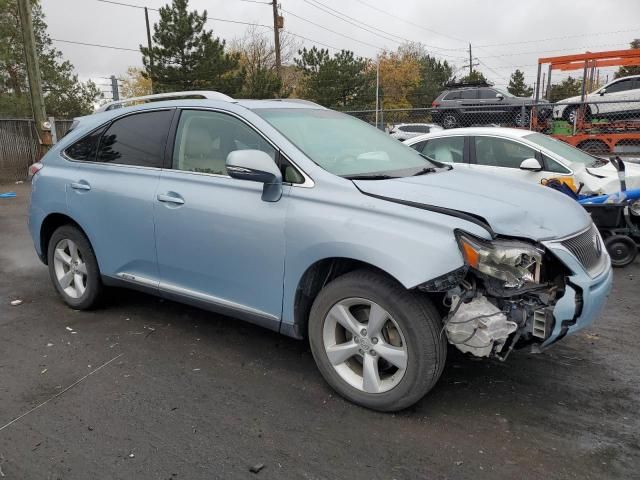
[[0, 0, 101, 117], [615, 39, 640, 79], [294, 47, 374, 109], [140, 0, 243, 94], [507, 69, 533, 97]]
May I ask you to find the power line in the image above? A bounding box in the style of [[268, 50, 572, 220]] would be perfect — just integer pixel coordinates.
[[96, 0, 158, 10], [300, 0, 465, 60], [283, 30, 341, 52], [281, 8, 385, 51], [479, 42, 633, 59], [301, 0, 404, 45], [51, 38, 140, 52], [474, 27, 640, 49], [351, 0, 466, 48]]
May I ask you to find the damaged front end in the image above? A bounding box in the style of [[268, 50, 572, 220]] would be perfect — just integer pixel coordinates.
[[419, 230, 571, 360]]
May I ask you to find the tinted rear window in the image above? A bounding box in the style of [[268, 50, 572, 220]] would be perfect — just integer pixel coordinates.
[[65, 125, 107, 161], [97, 110, 173, 167]]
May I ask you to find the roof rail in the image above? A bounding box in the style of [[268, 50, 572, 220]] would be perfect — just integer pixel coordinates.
[[445, 80, 493, 89], [96, 90, 234, 112]]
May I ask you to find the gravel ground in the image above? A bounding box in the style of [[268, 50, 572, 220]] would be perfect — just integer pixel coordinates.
[[1, 183, 639, 480]]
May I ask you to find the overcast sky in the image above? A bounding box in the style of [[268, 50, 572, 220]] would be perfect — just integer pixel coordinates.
[[41, 0, 640, 97]]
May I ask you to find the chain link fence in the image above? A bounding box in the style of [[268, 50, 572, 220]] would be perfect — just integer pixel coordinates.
[[0, 119, 73, 183], [343, 99, 640, 158]]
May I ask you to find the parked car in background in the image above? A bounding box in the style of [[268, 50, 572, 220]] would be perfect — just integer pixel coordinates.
[[553, 74, 640, 123], [430, 81, 551, 129], [405, 127, 640, 195], [29, 93, 611, 412], [389, 123, 443, 141]]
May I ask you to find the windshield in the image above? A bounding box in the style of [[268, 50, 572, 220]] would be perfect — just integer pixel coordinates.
[[254, 108, 436, 178], [523, 132, 599, 166]]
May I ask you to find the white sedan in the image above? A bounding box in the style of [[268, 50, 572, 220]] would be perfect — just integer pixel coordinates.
[[553, 74, 640, 123], [405, 127, 640, 195]]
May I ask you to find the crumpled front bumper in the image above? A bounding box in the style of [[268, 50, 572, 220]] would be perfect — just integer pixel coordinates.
[[541, 244, 613, 347]]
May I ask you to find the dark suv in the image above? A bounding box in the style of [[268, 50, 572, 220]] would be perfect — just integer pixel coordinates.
[[431, 82, 550, 129]]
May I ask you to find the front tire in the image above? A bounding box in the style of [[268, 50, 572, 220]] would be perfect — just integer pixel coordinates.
[[308, 270, 446, 412], [47, 225, 103, 309]]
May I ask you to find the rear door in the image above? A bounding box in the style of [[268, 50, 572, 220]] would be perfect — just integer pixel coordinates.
[[65, 109, 174, 284]]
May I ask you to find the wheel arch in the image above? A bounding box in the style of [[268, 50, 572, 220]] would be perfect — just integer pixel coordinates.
[[39, 213, 88, 265], [288, 257, 442, 339]]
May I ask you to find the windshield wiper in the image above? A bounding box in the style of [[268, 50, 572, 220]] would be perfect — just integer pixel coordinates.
[[343, 174, 397, 180], [412, 167, 437, 176]]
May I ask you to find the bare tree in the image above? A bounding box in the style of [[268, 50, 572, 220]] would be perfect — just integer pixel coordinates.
[[231, 26, 301, 98]]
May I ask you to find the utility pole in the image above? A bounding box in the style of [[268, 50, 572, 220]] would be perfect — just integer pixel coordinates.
[[110, 75, 120, 101], [17, 0, 52, 149], [468, 43, 473, 76], [272, 1, 282, 80], [144, 7, 154, 94]]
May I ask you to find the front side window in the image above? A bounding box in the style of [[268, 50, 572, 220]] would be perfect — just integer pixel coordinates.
[[605, 78, 635, 93], [255, 108, 436, 177], [173, 110, 276, 176], [541, 153, 571, 174], [97, 110, 173, 167], [474, 136, 536, 169]]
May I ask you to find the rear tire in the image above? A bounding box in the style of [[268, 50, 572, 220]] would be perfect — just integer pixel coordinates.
[[563, 105, 592, 124], [604, 235, 637, 267], [441, 112, 460, 129], [308, 270, 447, 412], [47, 225, 103, 309]]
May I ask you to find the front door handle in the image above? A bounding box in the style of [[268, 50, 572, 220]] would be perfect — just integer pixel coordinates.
[[157, 193, 185, 205], [70, 181, 91, 191]]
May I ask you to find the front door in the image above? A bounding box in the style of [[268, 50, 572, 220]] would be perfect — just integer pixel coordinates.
[[154, 109, 288, 326], [468, 135, 551, 184]]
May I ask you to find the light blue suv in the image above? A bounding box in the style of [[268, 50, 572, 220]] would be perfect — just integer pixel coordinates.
[[29, 91, 613, 411]]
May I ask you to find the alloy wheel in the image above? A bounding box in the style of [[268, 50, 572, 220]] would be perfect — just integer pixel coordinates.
[[53, 238, 88, 299], [322, 297, 408, 394]]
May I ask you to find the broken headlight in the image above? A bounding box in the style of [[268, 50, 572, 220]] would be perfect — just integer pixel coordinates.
[[456, 231, 543, 288]]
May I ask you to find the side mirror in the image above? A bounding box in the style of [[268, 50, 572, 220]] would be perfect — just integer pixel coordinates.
[[520, 158, 543, 172], [496, 93, 504, 100], [599, 88, 606, 96], [226, 149, 282, 202]]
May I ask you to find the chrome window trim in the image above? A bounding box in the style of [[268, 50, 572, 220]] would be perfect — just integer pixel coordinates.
[[62, 107, 176, 169], [171, 107, 315, 188]]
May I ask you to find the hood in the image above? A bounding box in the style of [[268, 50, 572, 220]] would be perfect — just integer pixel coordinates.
[[354, 168, 591, 241], [581, 161, 640, 194]]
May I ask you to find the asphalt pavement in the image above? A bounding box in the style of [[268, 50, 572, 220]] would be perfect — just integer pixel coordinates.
[[1, 182, 639, 479]]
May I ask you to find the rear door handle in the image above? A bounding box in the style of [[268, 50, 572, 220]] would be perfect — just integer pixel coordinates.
[[70, 181, 91, 191], [157, 193, 185, 205]]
